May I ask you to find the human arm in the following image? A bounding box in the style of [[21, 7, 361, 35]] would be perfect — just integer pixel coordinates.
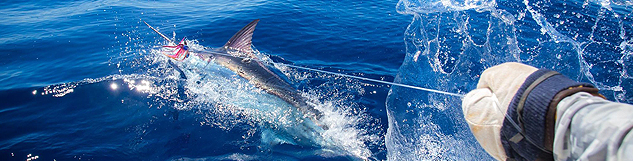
[[553, 92, 633, 160], [462, 62, 633, 160]]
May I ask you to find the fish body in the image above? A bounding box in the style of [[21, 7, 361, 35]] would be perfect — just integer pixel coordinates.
[[145, 19, 325, 128]]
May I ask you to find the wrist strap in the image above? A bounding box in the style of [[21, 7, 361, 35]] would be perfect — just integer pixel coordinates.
[[501, 69, 597, 160]]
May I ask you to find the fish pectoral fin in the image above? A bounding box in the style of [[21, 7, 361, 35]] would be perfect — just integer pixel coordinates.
[[168, 60, 187, 79]]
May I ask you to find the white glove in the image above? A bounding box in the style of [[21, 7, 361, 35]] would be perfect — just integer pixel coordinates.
[[462, 62, 537, 160]]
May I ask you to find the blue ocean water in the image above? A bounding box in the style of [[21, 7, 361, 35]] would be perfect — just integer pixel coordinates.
[[1, 0, 407, 160], [1, 0, 631, 161]]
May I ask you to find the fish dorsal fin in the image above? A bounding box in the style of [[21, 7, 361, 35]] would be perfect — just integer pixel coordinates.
[[224, 19, 259, 55]]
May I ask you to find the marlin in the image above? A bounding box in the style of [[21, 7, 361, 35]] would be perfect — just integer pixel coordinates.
[[144, 19, 326, 129]]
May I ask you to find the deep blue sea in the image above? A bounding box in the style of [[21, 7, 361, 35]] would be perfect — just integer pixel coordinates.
[[1, 0, 632, 160]]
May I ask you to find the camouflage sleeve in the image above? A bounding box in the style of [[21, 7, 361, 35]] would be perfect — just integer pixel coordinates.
[[553, 92, 633, 160]]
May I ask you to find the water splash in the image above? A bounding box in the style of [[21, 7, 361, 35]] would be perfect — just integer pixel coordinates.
[[42, 74, 157, 97], [42, 34, 384, 159], [396, 0, 496, 14], [387, 0, 633, 159], [151, 43, 383, 159]]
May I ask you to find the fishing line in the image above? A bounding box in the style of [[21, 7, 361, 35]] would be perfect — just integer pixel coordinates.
[[192, 49, 465, 97], [283, 64, 464, 97], [142, 21, 463, 97]]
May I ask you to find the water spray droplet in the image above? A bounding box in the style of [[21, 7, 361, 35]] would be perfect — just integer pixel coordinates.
[[110, 83, 118, 90]]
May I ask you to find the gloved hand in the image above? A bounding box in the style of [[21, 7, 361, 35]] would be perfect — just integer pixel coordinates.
[[462, 62, 537, 160]]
